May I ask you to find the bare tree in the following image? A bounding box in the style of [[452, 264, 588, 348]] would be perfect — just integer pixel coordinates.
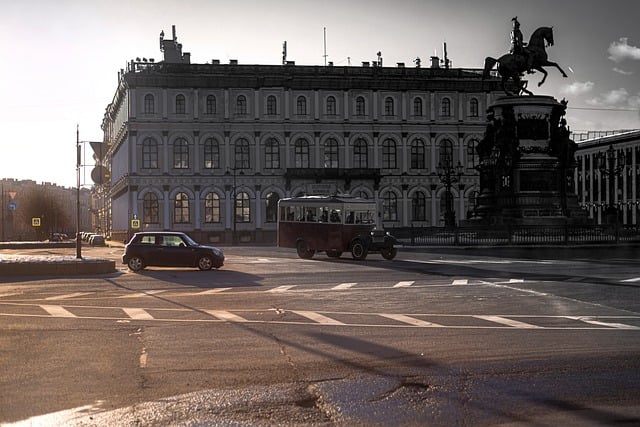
[[18, 187, 70, 240]]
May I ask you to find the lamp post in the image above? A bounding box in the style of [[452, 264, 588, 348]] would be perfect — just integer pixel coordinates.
[[437, 140, 464, 227], [598, 144, 625, 225], [76, 125, 82, 259]]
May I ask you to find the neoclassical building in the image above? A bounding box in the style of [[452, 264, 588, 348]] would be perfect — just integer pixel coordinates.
[[101, 27, 506, 243]]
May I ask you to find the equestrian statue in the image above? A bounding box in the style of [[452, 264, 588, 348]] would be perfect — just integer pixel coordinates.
[[483, 17, 568, 96]]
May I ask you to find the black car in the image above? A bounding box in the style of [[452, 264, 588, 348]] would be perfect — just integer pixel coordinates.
[[122, 231, 224, 271]]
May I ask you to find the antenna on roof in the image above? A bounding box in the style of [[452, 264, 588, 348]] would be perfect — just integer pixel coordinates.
[[323, 27, 328, 66], [282, 41, 287, 65]]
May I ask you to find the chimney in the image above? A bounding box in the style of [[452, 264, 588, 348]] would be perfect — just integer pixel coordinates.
[[430, 56, 440, 69]]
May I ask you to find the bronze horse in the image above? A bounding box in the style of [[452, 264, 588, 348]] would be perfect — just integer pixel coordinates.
[[483, 26, 568, 95]]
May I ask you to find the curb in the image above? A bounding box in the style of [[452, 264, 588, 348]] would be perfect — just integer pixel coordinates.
[[0, 258, 116, 277]]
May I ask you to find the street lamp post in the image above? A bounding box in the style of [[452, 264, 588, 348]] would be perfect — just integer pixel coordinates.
[[437, 140, 464, 227], [598, 144, 625, 225]]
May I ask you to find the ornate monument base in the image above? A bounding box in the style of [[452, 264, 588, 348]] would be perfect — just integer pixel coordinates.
[[464, 95, 590, 226]]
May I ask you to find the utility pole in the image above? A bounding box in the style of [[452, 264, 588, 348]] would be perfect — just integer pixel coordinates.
[[76, 125, 82, 259]]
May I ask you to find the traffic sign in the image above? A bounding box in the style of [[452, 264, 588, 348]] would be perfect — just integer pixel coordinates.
[[131, 219, 141, 229], [32, 217, 41, 227], [8, 201, 16, 211]]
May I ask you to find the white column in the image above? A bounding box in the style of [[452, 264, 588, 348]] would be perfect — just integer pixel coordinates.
[[194, 188, 201, 228], [163, 132, 169, 174], [254, 188, 262, 229], [163, 190, 170, 229]]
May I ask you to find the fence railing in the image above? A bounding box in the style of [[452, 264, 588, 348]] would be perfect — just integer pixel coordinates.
[[386, 224, 640, 246]]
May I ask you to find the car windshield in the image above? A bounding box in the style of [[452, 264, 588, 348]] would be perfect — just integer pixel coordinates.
[[181, 234, 199, 246]]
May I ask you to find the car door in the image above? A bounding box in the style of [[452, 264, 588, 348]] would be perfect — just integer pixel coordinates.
[[159, 234, 196, 267]]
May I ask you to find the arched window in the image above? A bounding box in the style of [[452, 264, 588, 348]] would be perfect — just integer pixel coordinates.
[[439, 139, 454, 167], [382, 192, 398, 221], [144, 94, 154, 114], [142, 138, 158, 169], [412, 191, 426, 221], [203, 138, 220, 169], [174, 192, 190, 223], [355, 96, 366, 116], [265, 192, 279, 223], [143, 193, 159, 224], [173, 138, 189, 169], [384, 97, 394, 116], [296, 96, 307, 115], [326, 96, 336, 115], [206, 95, 216, 115], [294, 139, 310, 168], [266, 95, 278, 115], [264, 138, 280, 169], [236, 95, 247, 115], [469, 98, 479, 117], [204, 192, 220, 223], [175, 94, 186, 114], [413, 97, 423, 116], [234, 138, 250, 169], [324, 138, 339, 168], [382, 139, 397, 169], [411, 139, 426, 169], [353, 138, 368, 168], [441, 98, 451, 117], [235, 192, 250, 223]]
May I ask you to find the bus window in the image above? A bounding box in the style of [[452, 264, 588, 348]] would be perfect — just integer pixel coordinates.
[[305, 208, 317, 222], [330, 209, 342, 223], [346, 211, 355, 224]]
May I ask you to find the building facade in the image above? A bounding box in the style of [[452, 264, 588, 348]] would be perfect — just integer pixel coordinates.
[[102, 28, 507, 243]]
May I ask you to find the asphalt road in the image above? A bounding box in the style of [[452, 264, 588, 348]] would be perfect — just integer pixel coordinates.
[[1, 244, 639, 426]]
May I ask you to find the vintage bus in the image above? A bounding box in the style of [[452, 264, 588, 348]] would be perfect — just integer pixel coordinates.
[[277, 195, 398, 260]]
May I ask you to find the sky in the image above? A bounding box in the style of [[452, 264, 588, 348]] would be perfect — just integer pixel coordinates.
[[1, 0, 639, 189]]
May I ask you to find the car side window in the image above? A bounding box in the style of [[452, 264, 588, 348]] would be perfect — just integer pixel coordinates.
[[162, 235, 185, 247], [140, 235, 155, 244]]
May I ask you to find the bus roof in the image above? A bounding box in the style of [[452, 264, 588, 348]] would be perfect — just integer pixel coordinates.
[[279, 195, 375, 205]]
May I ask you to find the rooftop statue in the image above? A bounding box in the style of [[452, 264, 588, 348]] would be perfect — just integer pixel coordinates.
[[483, 17, 568, 96]]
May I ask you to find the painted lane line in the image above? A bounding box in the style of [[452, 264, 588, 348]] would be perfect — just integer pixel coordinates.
[[139, 348, 148, 368], [292, 310, 345, 325], [379, 313, 443, 327], [196, 288, 232, 295], [123, 308, 154, 320], [621, 277, 640, 283], [45, 292, 93, 301], [119, 290, 168, 299], [451, 279, 468, 285], [332, 283, 357, 290], [269, 285, 296, 293], [393, 281, 415, 288], [474, 315, 542, 329], [204, 310, 248, 322], [568, 316, 640, 330], [40, 305, 76, 318]]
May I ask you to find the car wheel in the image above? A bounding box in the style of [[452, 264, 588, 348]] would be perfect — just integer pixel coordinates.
[[127, 256, 144, 272], [198, 255, 214, 271], [326, 250, 342, 258], [380, 247, 398, 260], [296, 240, 315, 259], [350, 240, 368, 260]]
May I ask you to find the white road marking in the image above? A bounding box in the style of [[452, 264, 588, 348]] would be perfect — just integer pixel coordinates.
[[393, 281, 415, 288], [45, 292, 92, 300], [621, 277, 640, 283], [196, 288, 232, 295], [332, 283, 357, 290], [292, 310, 345, 325], [119, 290, 168, 298], [568, 316, 640, 330], [474, 315, 542, 329], [268, 285, 296, 292], [451, 279, 468, 285], [204, 310, 248, 322], [379, 313, 443, 327], [139, 349, 148, 368], [40, 305, 76, 318], [122, 308, 154, 320]]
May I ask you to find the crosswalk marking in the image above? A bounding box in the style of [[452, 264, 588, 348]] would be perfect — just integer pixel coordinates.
[[196, 288, 232, 295], [379, 313, 443, 327], [269, 285, 296, 292], [568, 316, 640, 330], [40, 305, 76, 318], [205, 310, 248, 322], [474, 315, 542, 329], [119, 290, 167, 299], [332, 283, 357, 290], [292, 310, 344, 325], [393, 281, 415, 288], [123, 308, 154, 320], [452, 279, 468, 285], [45, 292, 92, 301]]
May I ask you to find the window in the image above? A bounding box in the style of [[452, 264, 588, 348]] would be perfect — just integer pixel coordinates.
[[384, 97, 394, 116], [294, 139, 310, 168], [469, 98, 479, 117], [173, 138, 189, 169], [264, 138, 280, 169], [441, 98, 451, 117], [142, 138, 158, 169], [266, 95, 277, 115], [236, 95, 247, 115], [176, 94, 186, 114], [235, 192, 250, 223], [413, 97, 423, 116], [412, 191, 426, 221], [353, 138, 368, 168], [355, 96, 366, 116], [203, 138, 220, 169], [326, 96, 336, 115], [265, 192, 279, 223], [234, 138, 250, 169], [144, 94, 154, 114], [382, 139, 397, 169], [204, 192, 220, 223], [296, 96, 307, 115], [383, 191, 398, 221], [143, 193, 159, 224], [467, 139, 479, 170], [439, 139, 454, 167], [174, 192, 190, 223], [324, 138, 339, 168], [411, 139, 426, 169], [206, 95, 216, 115]]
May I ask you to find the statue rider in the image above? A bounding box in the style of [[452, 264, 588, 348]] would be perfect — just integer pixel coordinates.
[[510, 17, 533, 73]]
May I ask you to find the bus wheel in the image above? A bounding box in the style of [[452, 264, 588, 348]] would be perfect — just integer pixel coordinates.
[[296, 240, 315, 259], [350, 240, 368, 260], [381, 247, 397, 260], [326, 250, 342, 258]]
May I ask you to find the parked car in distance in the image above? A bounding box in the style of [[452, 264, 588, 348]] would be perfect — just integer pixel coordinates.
[[90, 235, 106, 246], [122, 231, 224, 272]]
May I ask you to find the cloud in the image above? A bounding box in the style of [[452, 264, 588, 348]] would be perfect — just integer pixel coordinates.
[[613, 67, 634, 76], [587, 88, 629, 107], [608, 37, 640, 63], [560, 81, 594, 96]]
